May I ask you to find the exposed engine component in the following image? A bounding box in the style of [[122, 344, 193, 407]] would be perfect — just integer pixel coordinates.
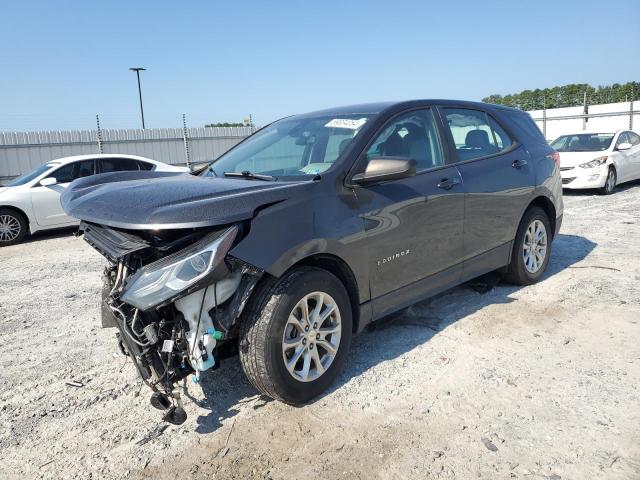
[[174, 272, 241, 373], [83, 221, 263, 424]]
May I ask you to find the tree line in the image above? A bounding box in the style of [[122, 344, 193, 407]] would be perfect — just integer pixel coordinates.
[[482, 82, 639, 110]]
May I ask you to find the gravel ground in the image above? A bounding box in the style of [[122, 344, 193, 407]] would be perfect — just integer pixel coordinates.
[[1, 184, 639, 480]]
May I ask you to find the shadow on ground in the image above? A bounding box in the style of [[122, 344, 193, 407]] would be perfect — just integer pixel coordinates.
[[22, 226, 77, 244], [184, 233, 596, 434]]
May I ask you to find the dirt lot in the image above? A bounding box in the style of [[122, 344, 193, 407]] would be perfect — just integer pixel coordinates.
[[1, 184, 639, 480]]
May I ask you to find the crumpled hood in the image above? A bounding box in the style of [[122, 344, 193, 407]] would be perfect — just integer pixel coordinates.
[[61, 171, 315, 229]]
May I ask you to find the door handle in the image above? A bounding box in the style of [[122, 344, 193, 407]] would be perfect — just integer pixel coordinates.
[[437, 177, 461, 190], [512, 159, 528, 169]]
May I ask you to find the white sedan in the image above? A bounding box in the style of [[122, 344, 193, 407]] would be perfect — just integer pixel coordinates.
[[552, 130, 640, 194], [0, 154, 189, 246]]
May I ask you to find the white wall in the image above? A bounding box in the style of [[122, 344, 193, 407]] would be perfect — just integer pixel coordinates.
[[0, 127, 254, 178], [527, 101, 640, 141]]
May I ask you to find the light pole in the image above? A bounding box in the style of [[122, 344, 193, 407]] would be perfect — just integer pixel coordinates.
[[129, 67, 146, 129]]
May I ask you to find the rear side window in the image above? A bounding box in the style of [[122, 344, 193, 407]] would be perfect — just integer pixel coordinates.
[[137, 160, 154, 171], [442, 108, 513, 161], [487, 116, 513, 150], [101, 158, 140, 173], [628, 132, 640, 146]]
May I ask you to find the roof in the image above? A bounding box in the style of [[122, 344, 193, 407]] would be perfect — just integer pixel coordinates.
[[45, 153, 155, 165], [295, 99, 523, 118]]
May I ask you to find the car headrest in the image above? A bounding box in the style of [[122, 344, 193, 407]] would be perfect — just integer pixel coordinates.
[[465, 129, 491, 149]]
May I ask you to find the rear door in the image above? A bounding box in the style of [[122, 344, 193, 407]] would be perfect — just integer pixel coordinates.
[[438, 107, 535, 279], [352, 107, 465, 317], [30, 159, 96, 227]]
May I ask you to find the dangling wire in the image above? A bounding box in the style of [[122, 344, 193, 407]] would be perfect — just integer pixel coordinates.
[[190, 285, 210, 360]]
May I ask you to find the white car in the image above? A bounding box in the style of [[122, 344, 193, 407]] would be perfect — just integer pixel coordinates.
[[0, 154, 189, 246], [551, 130, 640, 194]]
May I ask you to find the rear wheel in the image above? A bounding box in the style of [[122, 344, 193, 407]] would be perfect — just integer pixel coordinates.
[[0, 208, 27, 246], [600, 167, 616, 195], [239, 267, 352, 405], [501, 206, 552, 285]]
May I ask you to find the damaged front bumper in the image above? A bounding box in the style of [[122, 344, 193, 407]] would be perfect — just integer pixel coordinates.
[[81, 221, 263, 423]]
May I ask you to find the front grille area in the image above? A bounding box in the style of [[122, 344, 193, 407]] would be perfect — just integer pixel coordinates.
[[562, 177, 576, 185], [560, 166, 575, 171]]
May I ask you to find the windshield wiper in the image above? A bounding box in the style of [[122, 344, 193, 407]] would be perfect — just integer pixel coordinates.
[[223, 171, 275, 181]]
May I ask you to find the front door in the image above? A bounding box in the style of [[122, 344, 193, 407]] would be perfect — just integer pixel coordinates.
[[353, 108, 465, 317], [615, 132, 640, 182], [31, 159, 95, 227]]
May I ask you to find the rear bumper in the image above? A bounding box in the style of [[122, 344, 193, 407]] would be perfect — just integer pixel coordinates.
[[560, 165, 607, 189]]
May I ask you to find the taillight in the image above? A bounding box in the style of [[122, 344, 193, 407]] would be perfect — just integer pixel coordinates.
[[550, 150, 560, 167]]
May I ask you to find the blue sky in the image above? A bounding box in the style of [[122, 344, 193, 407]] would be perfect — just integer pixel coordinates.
[[1, 0, 638, 131]]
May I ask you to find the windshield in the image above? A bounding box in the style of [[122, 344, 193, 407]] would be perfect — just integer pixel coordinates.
[[6, 163, 55, 187], [551, 133, 614, 152], [201, 114, 371, 179]]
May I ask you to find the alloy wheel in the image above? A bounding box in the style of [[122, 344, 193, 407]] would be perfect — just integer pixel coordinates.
[[282, 291, 342, 382], [0, 214, 21, 243], [522, 219, 547, 274]]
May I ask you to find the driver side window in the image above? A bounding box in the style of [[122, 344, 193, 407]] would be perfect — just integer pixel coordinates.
[[616, 133, 627, 147], [46, 160, 95, 184], [365, 109, 444, 172]]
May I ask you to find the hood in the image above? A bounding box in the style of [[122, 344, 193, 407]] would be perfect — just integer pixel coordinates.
[[559, 151, 608, 168], [61, 171, 315, 229]]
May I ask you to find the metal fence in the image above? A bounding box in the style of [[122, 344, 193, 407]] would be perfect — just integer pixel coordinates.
[[0, 124, 256, 179]]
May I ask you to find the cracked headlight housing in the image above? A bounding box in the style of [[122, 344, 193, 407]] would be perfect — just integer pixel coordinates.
[[121, 226, 238, 310], [578, 156, 608, 169]]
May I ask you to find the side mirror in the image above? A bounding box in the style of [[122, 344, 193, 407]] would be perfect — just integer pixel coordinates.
[[617, 142, 632, 151], [39, 177, 57, 187], [352, 157, 417, 185]]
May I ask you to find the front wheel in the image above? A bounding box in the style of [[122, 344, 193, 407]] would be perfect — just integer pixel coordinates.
[[0, 208, 28, 247], [239, 267, 352, 405], [501, 206, 552, 286], [600, 167, 616, 195]]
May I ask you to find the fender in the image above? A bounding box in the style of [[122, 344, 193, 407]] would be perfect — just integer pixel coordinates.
[[229, 189, 371, 304]]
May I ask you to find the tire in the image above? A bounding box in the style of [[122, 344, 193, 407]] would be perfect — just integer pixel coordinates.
[[600, 167, 616, 195], [501, 206, 552, 286], [0, 208, 28, 247], [239, 267, 353, 405]]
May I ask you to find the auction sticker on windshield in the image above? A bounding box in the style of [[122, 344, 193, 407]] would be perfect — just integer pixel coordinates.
[[325, 118, 367, 130]]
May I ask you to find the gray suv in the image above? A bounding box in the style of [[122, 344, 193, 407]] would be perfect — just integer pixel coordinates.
[[62, 100, 563, 424]]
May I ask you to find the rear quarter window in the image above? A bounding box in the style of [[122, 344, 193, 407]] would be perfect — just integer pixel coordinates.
[[501, 111, 547, 146], [137, 161, 154, 171]]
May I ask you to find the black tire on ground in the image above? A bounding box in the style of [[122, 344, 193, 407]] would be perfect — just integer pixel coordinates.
[[501, 206, 552, 286], [0, 208, 28, 247], [600, 167, 616, 195], [238, 266, 353, 405]]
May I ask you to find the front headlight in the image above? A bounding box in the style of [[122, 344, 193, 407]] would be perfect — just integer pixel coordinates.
[[578, 156, 608, 169], [121, 226, 238, 310]]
